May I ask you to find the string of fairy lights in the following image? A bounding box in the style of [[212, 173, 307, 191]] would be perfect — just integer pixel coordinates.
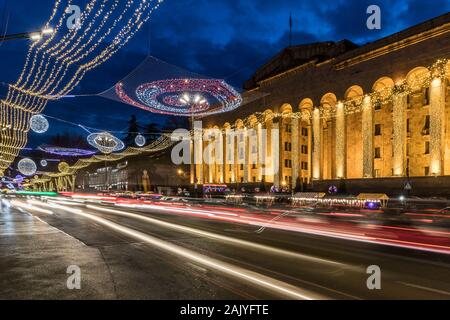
[[225, 58, 450, 130], [29, 135, 175, 186], [0, 0, 164, 176]]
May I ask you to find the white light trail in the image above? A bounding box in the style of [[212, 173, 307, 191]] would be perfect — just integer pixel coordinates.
[[33, 201, 327, 300], [86, 204, 345, 267]]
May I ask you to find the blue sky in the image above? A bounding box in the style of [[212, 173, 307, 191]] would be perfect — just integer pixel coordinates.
[[0, 0, 449, 147]]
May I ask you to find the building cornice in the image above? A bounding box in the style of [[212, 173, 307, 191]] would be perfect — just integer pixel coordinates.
[[335, 22, 450, 70]]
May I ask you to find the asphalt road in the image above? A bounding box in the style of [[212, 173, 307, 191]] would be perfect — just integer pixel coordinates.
[[1, 198, 450, 300]]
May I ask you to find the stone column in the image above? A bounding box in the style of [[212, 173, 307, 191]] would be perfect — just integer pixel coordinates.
[[194, 125, 203, 184], [392, 92, 407, 177], [272, 119, 281, 188], [430, 78, 446, 175], [243, 128, 249, 183], [190, 140, 195, 184], [292, 117, 300, 189], [257, 123, 263, 182], [335, 102, 346, 179], [362, 96, 374, 178], [312, 108, 322, 180]]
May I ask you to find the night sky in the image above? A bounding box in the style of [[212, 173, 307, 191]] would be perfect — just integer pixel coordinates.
[[1, 0, 449, 148]]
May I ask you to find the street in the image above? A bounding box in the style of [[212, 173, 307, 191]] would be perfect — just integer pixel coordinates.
[[1, 196, 449, 300]]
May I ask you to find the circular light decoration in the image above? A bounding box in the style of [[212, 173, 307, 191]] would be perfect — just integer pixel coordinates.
[[38, 146, 97, 157], [18, 158, 37, 176], [135, 134, 146, 147], [58, 162, 70, 173], [115, 78, 242, 117], [87, 132, 125, 154], [40, 159, 48, 167], [29, 114, 49, 134]]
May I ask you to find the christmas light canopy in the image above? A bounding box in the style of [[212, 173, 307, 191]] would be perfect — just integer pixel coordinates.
[[18, 158, 37, 176], [30, 115, 49, 134], [87, 132, 125, 154], [0, 0, 165, 174], [115, 78, 242, 116]]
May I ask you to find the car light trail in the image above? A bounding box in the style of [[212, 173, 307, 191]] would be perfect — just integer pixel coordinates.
[[85, 204, 346, 267], [10, 200, 53, 215], [105, 202, 450, 255], [32, 201, 327, 300]]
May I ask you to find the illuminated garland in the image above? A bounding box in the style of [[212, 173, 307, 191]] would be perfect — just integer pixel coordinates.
[[116, 78, 242, 116], [29, 135, 175, 188], [0, 0, 164, 176]]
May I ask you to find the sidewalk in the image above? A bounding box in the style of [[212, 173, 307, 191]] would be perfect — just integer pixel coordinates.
[[0, 205, 116, 299]]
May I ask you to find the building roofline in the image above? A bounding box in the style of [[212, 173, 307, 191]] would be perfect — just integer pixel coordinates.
[[246, 12, 450, 88]]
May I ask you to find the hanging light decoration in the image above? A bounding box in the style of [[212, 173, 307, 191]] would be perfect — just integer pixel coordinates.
[[38, 145, 97, 157], [40, 159, 48, 167], [18, 158, 37, 176], [135, 134, 146, 147], [58, 161, 70, 173], [87, 132, 125, 154], [115, 78, 242, 117], [30, 114, 49, 133], [0, 0, 165, 174]]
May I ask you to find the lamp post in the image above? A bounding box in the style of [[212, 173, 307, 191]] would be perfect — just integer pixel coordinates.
[[0, 27, 55, 42], [179, 93, 207, 198]]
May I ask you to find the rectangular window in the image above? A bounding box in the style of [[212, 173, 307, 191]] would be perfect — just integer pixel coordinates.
[[301, 128, 308, 137], [240, 164, 244, 171], [374, 124, 381, 136], [284, 159, 292, 168], [374, 147, 381, 159], [422, 115, 430, 135], [301, 145, 308, 154], [301, 162, 308, 170], [374, 101, 382, 111], [425, 141, 430, 155], [284, 142, 292, 152], [425, 167, 430, 176], [423, 87, 430, 106], [374, 169, 381, 178], [285, 125, 292, 133]]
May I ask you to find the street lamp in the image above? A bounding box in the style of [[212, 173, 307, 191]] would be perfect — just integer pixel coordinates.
[[179, 93, 207, 198], [0, 27, 55, 43]]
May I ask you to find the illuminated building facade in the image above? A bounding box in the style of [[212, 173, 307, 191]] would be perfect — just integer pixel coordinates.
[[196, 14, 450, 192]]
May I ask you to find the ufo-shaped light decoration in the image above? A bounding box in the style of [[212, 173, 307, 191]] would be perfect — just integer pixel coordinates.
[[38, 146, 97, 157], [30, 114, 49, 134], [87, 132, 125, 154], [18, 158, 37, 176], [115, 78, 242, 117], [40, 159, 48, 167], [135, 134, 146, 147]]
